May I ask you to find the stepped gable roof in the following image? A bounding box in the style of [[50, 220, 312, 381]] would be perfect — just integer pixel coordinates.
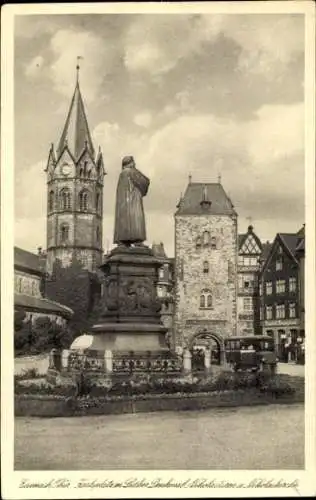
[[14, 247, 42, 275], [175, 182, 236, 216], [56, 80, 95, 161], [15, 293, 73, 318]]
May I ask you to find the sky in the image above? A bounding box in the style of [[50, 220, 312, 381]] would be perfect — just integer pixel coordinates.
[[14, 13, 305, 257]]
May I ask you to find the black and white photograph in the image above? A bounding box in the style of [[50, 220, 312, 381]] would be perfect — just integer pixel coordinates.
[[1, 1, 315, 498]]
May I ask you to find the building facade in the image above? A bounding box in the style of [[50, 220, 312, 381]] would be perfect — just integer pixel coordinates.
[[259, 228, 305, 361], [173, 181, 238, 361], [45, 73, 106, 274], [14, 247, 73, 325], [237, 225, 263, 336]]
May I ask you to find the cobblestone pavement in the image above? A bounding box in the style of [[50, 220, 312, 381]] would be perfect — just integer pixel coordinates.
[[277, 363, 304, 377], [15, 404, 304, 470]]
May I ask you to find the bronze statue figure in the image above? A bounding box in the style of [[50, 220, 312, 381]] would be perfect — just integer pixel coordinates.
[[113, 156, 149, 246]]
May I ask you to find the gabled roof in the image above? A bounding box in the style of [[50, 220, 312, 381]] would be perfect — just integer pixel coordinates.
[[175, 183, 236, 216], [261, 232, 299, 274], [15, 293, 73, 318], [261, 242, 272, 262], [238, 225, 262, 254], [279, 233, 300, 259], [14, 247, 42, 275], [56, 80, 95, 161]]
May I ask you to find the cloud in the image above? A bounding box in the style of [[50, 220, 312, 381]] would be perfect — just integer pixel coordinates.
[[123, 14, 304, 83], [49, 29, 115, 102], [25, 55, 45, 78], [133, 112, 152, 128]]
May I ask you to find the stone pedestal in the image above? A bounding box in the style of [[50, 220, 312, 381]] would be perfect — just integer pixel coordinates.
[[88, 245, 169, 354]]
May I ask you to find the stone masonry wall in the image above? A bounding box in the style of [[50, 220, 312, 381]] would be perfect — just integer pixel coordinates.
[[174, 214, 238, 348]]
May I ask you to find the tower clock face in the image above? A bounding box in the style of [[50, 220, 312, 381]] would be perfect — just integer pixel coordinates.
[[61, 162, 72, 176]]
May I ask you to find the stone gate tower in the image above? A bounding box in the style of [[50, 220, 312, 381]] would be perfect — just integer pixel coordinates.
[[174, 180, 238, 352], [45, 68, 105, 274]]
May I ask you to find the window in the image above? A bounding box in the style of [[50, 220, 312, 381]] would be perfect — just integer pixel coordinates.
[[96, 226, 100, 243], [18, 277, 22, 293], [276, 304, 285, 319], [96, 193, 100, 211], [80, 167, 84, 177], [259, 282, 263, 296], [203, 261, 209, 274], [243, 297, 253, 312], [260, 307, 263, 320], [196, 236, 202, 248], [278, 246, 283, 254], [266, 282, 272, 295], [49, 190, 54, 212], [211, 236, 216, 249], [60, 224, 69, 243], [242, 256, 258, 266], [289, 277, 297, 292], [276, 279, 286, 294], [203, 231, 210, 246], [289, 303, 296, 318], [60, 188, 71, 210], [159, 268, 164, 279], [266, 305, 273, 320], [79, 190, 88, 211], [31, 282, 36, 296], [200, 289, 212, 309], [84, 161, 88, 177], [276, 257, 283, 271]]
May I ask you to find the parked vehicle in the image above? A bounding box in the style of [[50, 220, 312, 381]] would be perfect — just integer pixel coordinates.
[[224, 335, 277, 374]]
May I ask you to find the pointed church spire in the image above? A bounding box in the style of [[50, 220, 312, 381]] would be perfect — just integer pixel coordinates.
[[56, 60, 95, 161]]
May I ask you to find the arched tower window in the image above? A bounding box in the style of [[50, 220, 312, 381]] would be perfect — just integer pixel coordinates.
[[200, 289, 212, 309], [196, 236, 202, 248], [48, 190, 54, 212], [96, 192, 100, 211], [80, 167, 84, 177], [60, 223, 69, 243], [203, 261, 209, 273], [79, 190, 89, 211], [203, 231, 210, 246], [83, 161, 88, 177], [60, 188, 71, 210]]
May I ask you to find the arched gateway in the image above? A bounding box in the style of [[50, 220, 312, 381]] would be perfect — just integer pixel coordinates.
[[189, 331, 225, 370]]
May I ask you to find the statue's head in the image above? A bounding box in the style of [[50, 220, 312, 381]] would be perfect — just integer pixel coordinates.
[[122, 156, 135, 169]]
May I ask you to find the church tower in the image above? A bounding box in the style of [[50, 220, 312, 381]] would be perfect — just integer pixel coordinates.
[[45, 65, 105, 274]]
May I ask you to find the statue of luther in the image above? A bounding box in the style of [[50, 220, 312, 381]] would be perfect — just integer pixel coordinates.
[[113, 156, 150, 246]]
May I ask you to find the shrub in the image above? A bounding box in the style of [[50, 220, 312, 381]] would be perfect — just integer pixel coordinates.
[[15, 368, 41, 380]]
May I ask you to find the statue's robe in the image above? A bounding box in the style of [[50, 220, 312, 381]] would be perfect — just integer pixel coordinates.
[[113, 166, 150, 244]]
